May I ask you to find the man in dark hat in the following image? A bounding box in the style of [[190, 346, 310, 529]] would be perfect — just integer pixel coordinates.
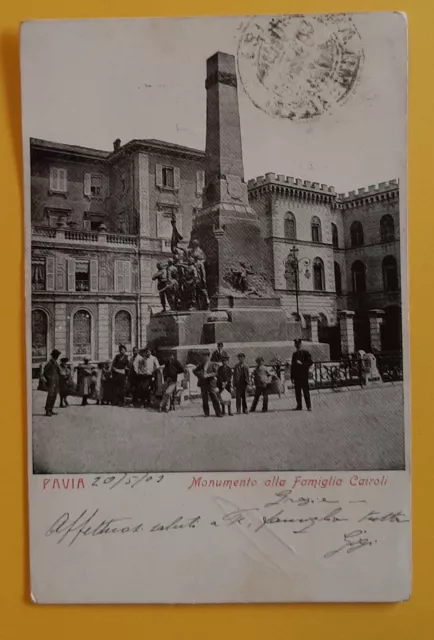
[[43, 349, 61, 417], [193, 350, 222, 417], [211, 342, 228, 364], [291, 339, 313, 411]]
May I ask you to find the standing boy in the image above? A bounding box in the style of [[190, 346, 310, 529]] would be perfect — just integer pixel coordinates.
[[217, 354, 233, 415], [193, 350, 222, 417], [251, 356, 270, 413], [233, 353, 250, 415]]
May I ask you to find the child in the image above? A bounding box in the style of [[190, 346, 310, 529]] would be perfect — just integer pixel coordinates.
[[78, 356, 93, 406], [98, 361, 113, 405], [217, 354, 233, 416], [251, 356, 270, 413]]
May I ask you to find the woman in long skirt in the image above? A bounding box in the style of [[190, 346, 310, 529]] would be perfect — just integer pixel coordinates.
[[77, 356, 93, 406]]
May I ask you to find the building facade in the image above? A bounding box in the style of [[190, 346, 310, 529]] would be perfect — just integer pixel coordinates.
[[31, 137, 206, 369], [30, 138, 401, 368]]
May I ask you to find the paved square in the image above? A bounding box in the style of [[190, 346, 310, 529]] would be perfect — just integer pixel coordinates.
[[31, 382, 405, 474]]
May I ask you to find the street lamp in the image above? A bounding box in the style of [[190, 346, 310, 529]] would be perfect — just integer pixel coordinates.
[[285, 245, 311, 320]]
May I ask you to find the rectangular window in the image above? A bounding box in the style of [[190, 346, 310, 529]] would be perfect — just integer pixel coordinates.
[[312, 225, 320, 243], [75, 260, 90, 292], [91, 175, 103, 196], [114, 260, 132, 293], [31, 259, 46, 291], [162, 166, 174, 188], [84, 173, 104, 197], [49, 167, 67, 193], [83, 219, 102, 231]]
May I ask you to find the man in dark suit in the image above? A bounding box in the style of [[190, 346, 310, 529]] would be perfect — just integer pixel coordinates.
[[43, 349, 61, 417], [211, 342, 228, 364], [291, 339, 313, 411], [193, 350, 222, 417]]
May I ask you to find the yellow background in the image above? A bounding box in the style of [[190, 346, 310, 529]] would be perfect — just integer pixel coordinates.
[[0, 0, 430, 638]]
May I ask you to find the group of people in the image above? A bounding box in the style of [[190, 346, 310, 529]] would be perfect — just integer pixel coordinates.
[[152, 239, 210, 312], [40, 339, 313, 419], [192, 339, 313, 418], [40, 345, 185, 417]]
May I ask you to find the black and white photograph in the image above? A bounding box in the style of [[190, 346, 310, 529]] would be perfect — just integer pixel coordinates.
[[24, 13, 407, 475]]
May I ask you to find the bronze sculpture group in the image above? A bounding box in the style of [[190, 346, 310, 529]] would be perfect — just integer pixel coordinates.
[[152, 235, 210, 312], [152, 215, 261, 313]]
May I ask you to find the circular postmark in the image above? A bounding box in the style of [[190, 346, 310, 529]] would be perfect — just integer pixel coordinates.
[[237, 14, 364, 121]]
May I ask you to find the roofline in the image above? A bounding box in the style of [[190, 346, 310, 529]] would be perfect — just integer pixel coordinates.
[[247, 173, 399, 201], [30, 138, 110, 160], [108, 139, 205, 162], [29, 137, 205, 163]]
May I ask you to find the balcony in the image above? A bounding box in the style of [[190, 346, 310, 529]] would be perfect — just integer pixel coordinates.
[[32, 225, 138, 248]]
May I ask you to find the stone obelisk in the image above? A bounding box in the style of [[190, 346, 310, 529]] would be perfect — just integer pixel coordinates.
[[193, 51, 275, 309]]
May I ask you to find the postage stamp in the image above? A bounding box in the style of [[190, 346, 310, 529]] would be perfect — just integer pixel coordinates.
[[237, 13, 365, 120]]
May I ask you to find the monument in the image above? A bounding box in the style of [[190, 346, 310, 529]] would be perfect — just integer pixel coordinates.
[[148, 51, 329, 366]]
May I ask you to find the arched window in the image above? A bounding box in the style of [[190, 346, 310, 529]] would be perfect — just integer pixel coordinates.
[[73, 309, 92, 358], [311, 216, 322, 243], [313, 257, 325, 291], [284, 211, 297, 240], [284, 212, 296, 240], [32, 309, 48, 361], [380, 215, 395, 243], [350, 221, 364, 247], [114, 310, 132, 352], [331, 223, 339, 248], [334, 262, 342, 294], [351, 260, 366, 293], [382, 255, 399, 291]]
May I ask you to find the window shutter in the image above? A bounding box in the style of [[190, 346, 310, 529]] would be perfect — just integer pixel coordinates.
[[174, 167, 181, 190], [156, 164, 163, 187], [46, 256, 55, 291], [90, 259, 98, 292], [67, 258, 76, 292], [83, 219, 91, 231], [59, 169, 67, 192], [84, 173, 92, 196], [49, 167, 58, 191], [103, 176, 110, 198], [114, 260, 124, 292], [124, 261, 132, 293], [196, 170, 205, 195], [56, 256, 65, 290]]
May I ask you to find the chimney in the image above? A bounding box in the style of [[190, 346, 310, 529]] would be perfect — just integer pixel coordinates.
[[113, 138, 121, 152]]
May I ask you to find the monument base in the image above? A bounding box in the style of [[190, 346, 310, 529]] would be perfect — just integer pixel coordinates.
[[157, 340, 330, 368], [147, 309, 330, 366], [147, 307, 302, 350]]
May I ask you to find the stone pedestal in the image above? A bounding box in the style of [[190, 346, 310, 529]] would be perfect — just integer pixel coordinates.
[[148, 308, 302, 352], [369, 309, 385, 353], [339, 310, 355, 355], [193, 51, 276, 306]]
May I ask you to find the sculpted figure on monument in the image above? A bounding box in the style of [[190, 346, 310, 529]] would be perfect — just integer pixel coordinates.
[[152, 262, 169, 312], [194, 255, 210, 310], [185, 257, 199, 310], [228, 261, 259, 296]]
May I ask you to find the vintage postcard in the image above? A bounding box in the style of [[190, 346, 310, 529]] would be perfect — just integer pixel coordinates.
[[22, 12, 410, 603]]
